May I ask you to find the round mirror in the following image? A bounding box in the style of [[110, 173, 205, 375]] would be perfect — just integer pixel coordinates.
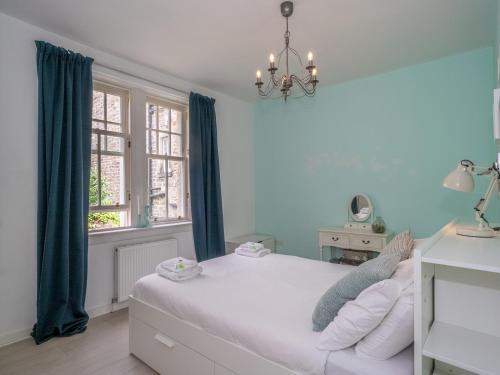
[[349, 194, 372, 222]]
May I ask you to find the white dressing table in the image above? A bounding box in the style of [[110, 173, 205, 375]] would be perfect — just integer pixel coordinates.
[[318, 227, 393, 262], [319, 193, 393, 264]]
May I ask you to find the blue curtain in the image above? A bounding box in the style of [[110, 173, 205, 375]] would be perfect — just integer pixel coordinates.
[[189, 92, 225, 261], [33, 41, 94, 344]]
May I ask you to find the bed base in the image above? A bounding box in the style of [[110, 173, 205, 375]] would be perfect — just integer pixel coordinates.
[[129, 296, 298, 375]]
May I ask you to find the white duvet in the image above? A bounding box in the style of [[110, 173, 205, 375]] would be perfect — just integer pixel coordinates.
[[132, 253, 354, 375]]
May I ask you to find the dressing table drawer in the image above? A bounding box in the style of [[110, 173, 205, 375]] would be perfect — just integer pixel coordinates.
[[320, 232, 349, 248], [350, 236, 383, 251]]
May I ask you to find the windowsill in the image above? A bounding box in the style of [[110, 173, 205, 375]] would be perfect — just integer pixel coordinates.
[[88, 220, 192, 245]]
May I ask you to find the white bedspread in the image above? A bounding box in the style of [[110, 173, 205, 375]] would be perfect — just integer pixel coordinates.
[[132, 253, 354, 375], [326, 345, 413, 375]]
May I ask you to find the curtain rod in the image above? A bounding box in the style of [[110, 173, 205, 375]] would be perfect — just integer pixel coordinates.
[[93, 62, 189, 97]]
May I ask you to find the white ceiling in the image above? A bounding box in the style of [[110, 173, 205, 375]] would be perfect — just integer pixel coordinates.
[[0, 0, 496, 101]]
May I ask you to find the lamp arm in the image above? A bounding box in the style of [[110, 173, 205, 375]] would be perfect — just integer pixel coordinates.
[[473, 167, 499, 228], [467, 164, 492, 175]]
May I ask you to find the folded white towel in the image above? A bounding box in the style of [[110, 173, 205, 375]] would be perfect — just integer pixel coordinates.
[[157, 257, 198, 273], [237, 242, 264, 252], [156, 264, 203, 281], [235, 247, 271, 258]]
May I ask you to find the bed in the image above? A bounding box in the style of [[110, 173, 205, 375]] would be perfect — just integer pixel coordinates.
[[130, 253, 413, 375]]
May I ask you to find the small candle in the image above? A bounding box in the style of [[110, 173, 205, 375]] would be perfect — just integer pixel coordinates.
[[269, 53, 275, 64], [256, 70, 262, 80], [307, 51, 313, 64], [312, 68, 317, 78]]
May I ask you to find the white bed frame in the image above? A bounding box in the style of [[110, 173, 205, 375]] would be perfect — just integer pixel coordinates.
[[129, 296, 298, 375]]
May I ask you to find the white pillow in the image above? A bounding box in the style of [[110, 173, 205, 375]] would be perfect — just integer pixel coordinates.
[[390, 258, 413, 290], [317, 279, 400, 351], [355, 283, 414, 360]]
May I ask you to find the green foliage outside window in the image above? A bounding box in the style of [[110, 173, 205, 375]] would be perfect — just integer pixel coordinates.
[[88, 169, 120, 229]]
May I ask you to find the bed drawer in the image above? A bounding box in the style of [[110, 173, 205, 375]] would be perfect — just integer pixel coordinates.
[[349, 236, 383, 251], [130, 317, 214, 375], [320, 232, 349, 248]]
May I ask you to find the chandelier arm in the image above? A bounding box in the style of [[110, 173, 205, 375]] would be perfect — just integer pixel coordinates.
[[291, 75, 316, 95], [293, 74, 313, 85], [260, 80, 275, 97], [287, 47, 305, 68]]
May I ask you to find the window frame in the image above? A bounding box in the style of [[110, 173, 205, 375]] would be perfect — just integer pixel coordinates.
[[145, 95, 190, 224], [89, 81, 131, 231]]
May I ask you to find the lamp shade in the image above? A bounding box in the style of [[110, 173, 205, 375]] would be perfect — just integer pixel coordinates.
[[442, 164, 474, 192]]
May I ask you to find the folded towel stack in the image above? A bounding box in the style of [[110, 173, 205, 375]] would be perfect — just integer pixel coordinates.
[[235, 242, 271, 258], [156, 257, 202, 281]]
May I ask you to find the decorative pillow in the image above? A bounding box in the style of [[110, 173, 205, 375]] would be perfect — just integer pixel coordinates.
[[317, 279, 400, 351], [355, 283, 414, 360], [380, 230, 414, 261], [390, 258, 414, 290], [312, 254, 400, 332]]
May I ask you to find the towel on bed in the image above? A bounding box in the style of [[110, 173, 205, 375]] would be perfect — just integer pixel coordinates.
[[235, 247, 271, 257], [156, 257, 202, 281], [156, 264, 203, 281]]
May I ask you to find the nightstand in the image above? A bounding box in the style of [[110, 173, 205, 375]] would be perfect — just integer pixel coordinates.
[[318, 227, 393, 264]]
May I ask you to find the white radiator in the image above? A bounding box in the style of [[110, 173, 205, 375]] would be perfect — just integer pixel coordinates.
[[115, 239, 178, 303]]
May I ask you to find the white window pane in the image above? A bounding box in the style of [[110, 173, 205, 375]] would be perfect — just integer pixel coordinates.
[[146, 104, 157, 129], [171, 134, 182, 157], [101, 135, 124, 153], [92, 121, 104, 130], [100, 154, 125, 205], [107, 93, 121, 123], [88, 210, 126, 230], [90, 154, 99, 207], [158, 106, 169, 131], [93, 91, 104, 120], [148, 158, 167, 220], [171, 109, 182, 133], [146, 130, 158, 154], [168, 160, 184, 219], [107, 123, 122, 133], [159, 132, 170, 155], [91, 134, 98, 151]]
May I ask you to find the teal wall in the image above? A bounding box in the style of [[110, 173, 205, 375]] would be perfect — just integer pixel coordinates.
[[254, 47, 499, 259]]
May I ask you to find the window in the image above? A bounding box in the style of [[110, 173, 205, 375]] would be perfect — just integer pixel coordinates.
[[89, 82, 130, 230], [88, 79, 189, 232], [146, 97, 188, 223]]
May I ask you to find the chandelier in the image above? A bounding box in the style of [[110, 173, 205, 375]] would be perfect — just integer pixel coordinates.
[[254, 1, 318, 101]]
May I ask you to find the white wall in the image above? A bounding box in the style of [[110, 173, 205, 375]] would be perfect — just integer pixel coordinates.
[[0, 12, 254, 345]]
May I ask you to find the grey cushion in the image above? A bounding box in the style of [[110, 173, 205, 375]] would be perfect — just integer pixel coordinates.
[[380, 230, 414, 261], [312, 254, 400, 332]]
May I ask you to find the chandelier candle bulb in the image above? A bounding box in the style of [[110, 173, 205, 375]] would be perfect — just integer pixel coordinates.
[[256, 70, 261, 80], [270, 53, 275, 64], [308, 51, 313, 63]]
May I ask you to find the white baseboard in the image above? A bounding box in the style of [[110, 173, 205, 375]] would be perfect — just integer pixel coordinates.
[[0, 300, 129, 348], [0, 328, 32, 348], [87, 300, 128, 318]]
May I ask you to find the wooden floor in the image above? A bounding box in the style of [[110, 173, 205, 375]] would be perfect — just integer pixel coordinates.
[[0, 309, 157, 375]]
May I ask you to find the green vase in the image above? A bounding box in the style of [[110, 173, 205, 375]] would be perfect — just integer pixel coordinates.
[[372, 216, 386, 233]]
